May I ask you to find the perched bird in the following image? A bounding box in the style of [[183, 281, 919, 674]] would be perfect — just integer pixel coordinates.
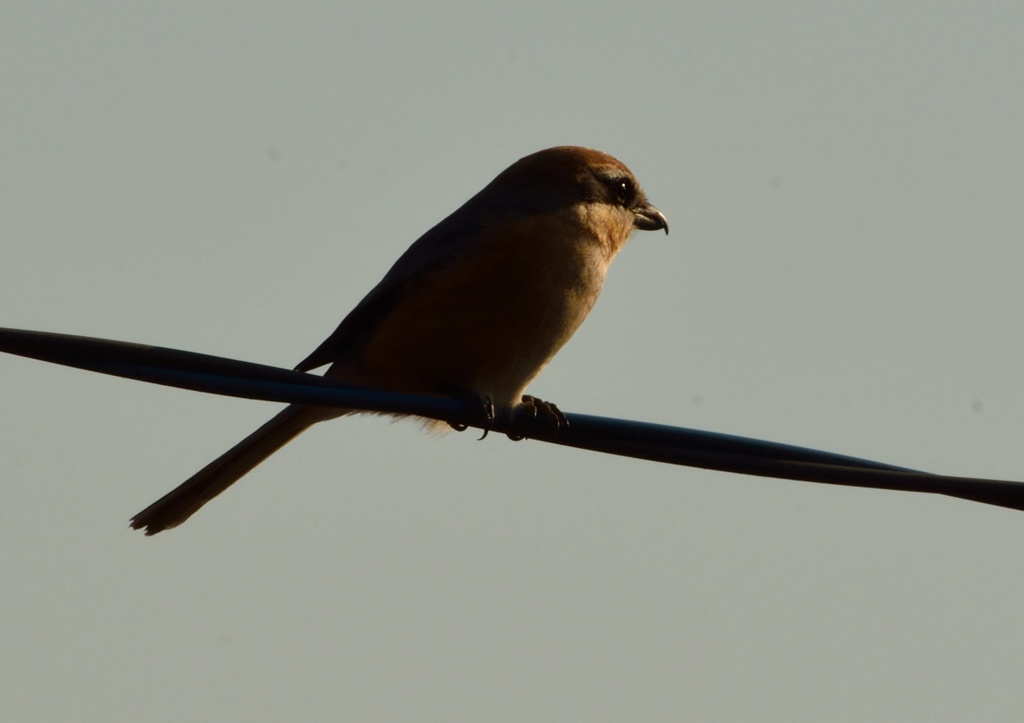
[[130, 146, 668, 534]]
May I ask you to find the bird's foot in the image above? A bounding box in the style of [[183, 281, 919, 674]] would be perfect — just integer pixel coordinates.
[[448, 390, 495, 440], [506, 395, 568, 441]]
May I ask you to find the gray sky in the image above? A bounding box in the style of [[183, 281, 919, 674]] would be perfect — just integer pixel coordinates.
[[3, 2, 1023, 721]]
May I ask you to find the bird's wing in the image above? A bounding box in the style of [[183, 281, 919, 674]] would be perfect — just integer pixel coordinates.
[[294, 198, 493, 372]]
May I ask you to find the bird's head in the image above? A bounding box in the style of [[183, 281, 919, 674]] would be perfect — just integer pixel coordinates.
[[479, 146, 668, 240]]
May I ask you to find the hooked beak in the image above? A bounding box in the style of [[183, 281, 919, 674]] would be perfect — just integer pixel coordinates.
[[632, 204, 669, 234]]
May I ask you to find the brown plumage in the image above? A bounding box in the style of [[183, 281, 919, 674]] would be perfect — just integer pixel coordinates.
[[130, 146, 667, 534]]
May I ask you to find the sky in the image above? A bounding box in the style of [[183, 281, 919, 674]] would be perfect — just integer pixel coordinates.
[[2, 2, 1023, 721]]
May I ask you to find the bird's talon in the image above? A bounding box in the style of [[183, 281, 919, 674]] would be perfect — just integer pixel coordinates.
[[506, 395, 567, 439], [447, 389, 495, 436]]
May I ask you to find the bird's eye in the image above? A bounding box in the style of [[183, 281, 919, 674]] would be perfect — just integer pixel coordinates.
[[611, 177, 634, 205]]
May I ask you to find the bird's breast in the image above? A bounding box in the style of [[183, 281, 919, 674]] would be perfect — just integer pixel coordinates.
[[352, 213, 618, 408]]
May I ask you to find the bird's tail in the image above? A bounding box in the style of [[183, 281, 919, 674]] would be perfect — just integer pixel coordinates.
[[130, 405, 335, 535]]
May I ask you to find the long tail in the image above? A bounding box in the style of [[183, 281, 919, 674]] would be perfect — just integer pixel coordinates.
[[130, 405, 334, 535]]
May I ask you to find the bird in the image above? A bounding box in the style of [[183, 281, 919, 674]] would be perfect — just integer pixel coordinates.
[[130, 146, 668, 534]]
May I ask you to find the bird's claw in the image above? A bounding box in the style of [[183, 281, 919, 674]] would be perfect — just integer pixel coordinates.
[[506, 395, 568, 441], [448, 391, 495, 440]]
